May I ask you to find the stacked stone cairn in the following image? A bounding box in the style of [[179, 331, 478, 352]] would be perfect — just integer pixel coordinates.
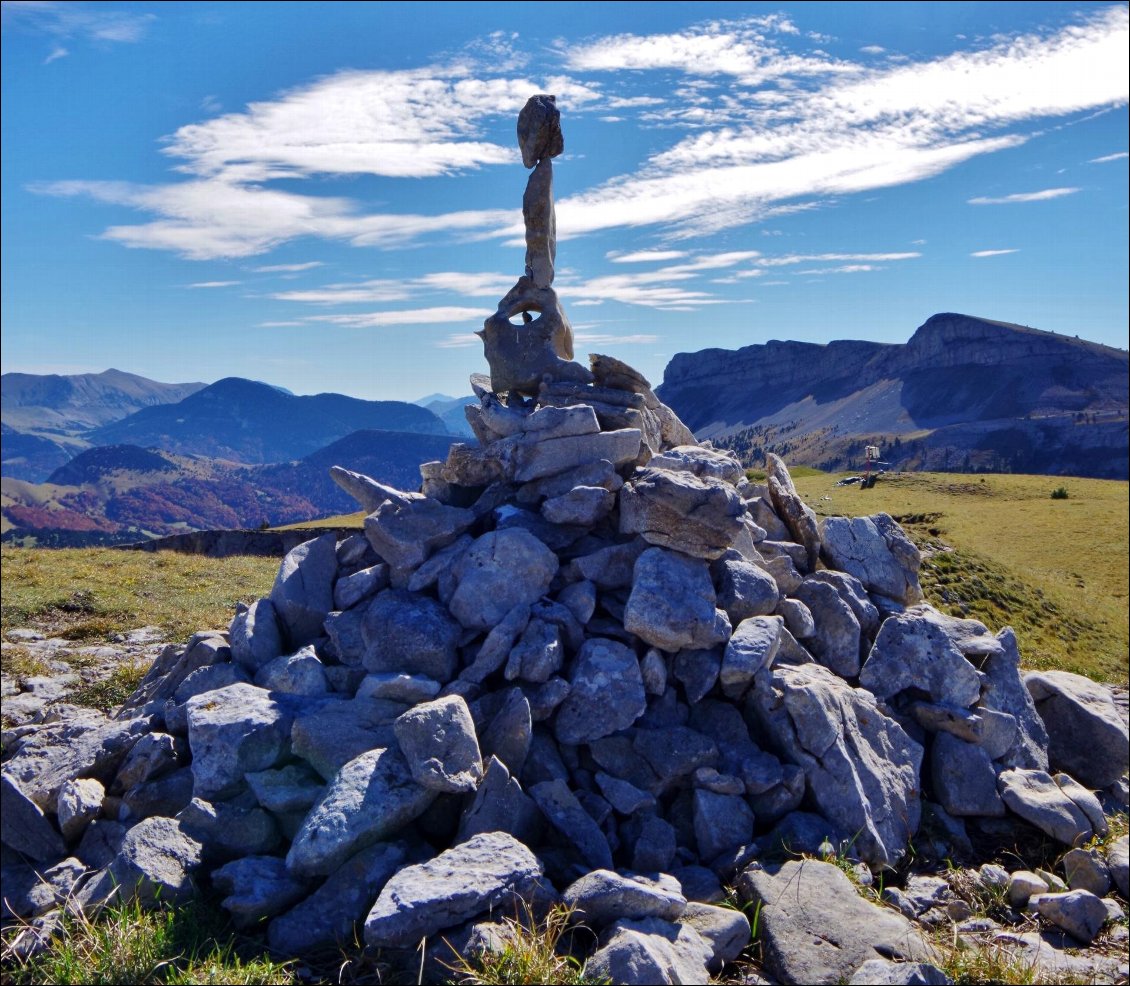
[[3, 96, 1128, 985]]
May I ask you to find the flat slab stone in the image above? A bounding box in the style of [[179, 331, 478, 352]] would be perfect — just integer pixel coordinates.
[[620, 468, 746, 560], [1, 773, 66, 862], [586, 916, 713, 986], [737, 859, 933, 985], [997, 768, 1093, 846], [510, 428, 641, 483], [287, 747, 435, 877], [364, 832, 545, 948], [562, 870, 686, 927]]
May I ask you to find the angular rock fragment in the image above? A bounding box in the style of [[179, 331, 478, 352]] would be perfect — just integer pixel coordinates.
[[554, 638, 646, 745], [624, 547, 730, 653], [620, 468, 746, 560], [819, 513, 923, 605], [997, 768, 1093, 846], [449, 529, 559, 631], [269, 533, 337, 649], [394, 695, 483, 794], [362, 589, 462, 681]]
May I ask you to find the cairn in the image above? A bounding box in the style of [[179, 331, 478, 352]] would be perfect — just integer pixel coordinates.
[[3, 98, 1128, 985]]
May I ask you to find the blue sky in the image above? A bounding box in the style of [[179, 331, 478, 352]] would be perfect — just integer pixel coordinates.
[[2, 1, 1127, 403]]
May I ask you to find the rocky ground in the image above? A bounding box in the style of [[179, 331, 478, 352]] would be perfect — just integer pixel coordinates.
[[2, 356, 1128, 985]]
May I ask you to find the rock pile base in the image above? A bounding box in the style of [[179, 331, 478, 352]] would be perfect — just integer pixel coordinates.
[[3, 357, 1128, 984]]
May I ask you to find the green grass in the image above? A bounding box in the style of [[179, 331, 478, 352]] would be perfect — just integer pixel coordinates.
[[0, 547, 279, 644], [1, 897, 298, 986]]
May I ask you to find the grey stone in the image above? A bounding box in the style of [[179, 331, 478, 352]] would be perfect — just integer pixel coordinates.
[[448, 529, 559, 631], [480, 689, 532, 777], [287, 747, 435, 877], [329, 466, 413, 513], [406, 533, 474, 597], [777, 597, 815, 639], [1062, 848, 1112, 896], [912, 702, 983, 743], [394, 695, 483, 794], [595, 772, 655, 815], [74, 819, 126, 869], [356, 672, 441, 705], [291, 696, 400, 780], [268, 841, 412, 955], [819, 513, 923, 605], [1054, 773, 1109, 837], [694, 767, 744, 795], [2, 856, 86, 920], [511, 428, 640, 483], [978, 628, 1049, 770], [673, 648, 720, 704], [997, 768, 1093, 846], [245, 764, 324, 814], [557, 578, 598, 625], [640, 648, 668, 696], [364, 493, 475, 575], [462, 603, 531, 684], [530, 778, 613, 870], [765, 454, 821, 572], [620, 467, 746, 560], [808, 570, 880, 636], [848, 959, 952, 985], [634, 726, 719, 793], [861, 608, 982, 708], [931, 732, 1005, 817], [585, 916, 715, 986], [977, 708, 1019, 760], [681, 901, 751, 970], [0, 773, 66, 861], [254, 645, 328, 696], [269, 533, 337, 649], [569, 538, 647, 590], [648, 444, 744, 484], [792, 579, 862, 678], [114, 732, 184, 792], [524, 676, 571, 722], [737, 859, 932, 985], [752, 662, 922, 869], [542, 485, 616, 526], [458, 756, 542, 845], [229, 598, 283, 671], [57, 778, 105, 842], [362, 589, 462, 682], [175, 796, 280, 860], [109, 816, 203, 907], [505, 618, 563, 684], [1033, 889, 1109, 944], [1007, 870, 1048, 909], [1108, 835, 1129, 898], [694, 789, 754, 862], [213, 855, 310, 928], [120, 766, 194, 822], [117, 630, 230, 717], [562, 870, 686, 927], [555, 637, 646, 745], [172, 663, 251, 708], [3, 709, 144, 813], [1025, 669, 1129, 788], [186, 683, 294, 800], [629, 815, 677, 872], [720, 616, 783, 699], [334, 563, 389, 611], [625, 547, 731, 653], [364, 832, 545, 948]]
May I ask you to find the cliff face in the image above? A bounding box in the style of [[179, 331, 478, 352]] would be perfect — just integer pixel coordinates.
[[656, 313, 1129, 478]]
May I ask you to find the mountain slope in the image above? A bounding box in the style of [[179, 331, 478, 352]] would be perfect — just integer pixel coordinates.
[[657, 313, 1129, 478], [1, 368, 206, 435], [91, 377, 450, 464]]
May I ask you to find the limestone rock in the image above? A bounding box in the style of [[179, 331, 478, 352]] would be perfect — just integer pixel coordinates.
[[765, 454, 821, 572], [681, 901, 751, 970], [585, 916, 713, 986], [213, 855, 310, 928], [713, 555, 779, 623], [57, 778, 105, 842], [720, 616, 782, 699], [287, 747, 435, 877], [561, 870, 686, 927], [104, 816, 204, 908], [511, 427, 641, 483], [0, 773, 66, 862], [819, 513, 923, 605], [624, 547, 731, 653], [930, 733, 1005, 817], [753, 662, 922, 868], [364, 832, 545, 948], [997, 768, 1093, 846], [361, 589, 462, 682], [457, 756, 542, 845], [620, 468, 746, 560], [394, 695, 483, 794], [792, 579, 861, 677], [978, 628, 1049, 770], [1032, 890, 1110, 944], [449, 529, 559, 631], [229, 598, 283, 671], [269, 533, 337, 649], [737, 859, 932, 985], [555, 638, 646, 745], [1024, 669, 1129, 788], [364, 495, 474, 575], [530, 778, 613, 870]]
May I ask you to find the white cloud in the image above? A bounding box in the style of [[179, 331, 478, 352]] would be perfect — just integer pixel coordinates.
[[574, 332, 659, 344], [44, 45, 67, 63], [967, 187, 1081, 204], [434, 332, 482, 348], [305, 306, 490, 328], [271, 271, 513, 305], [1089, 151, 1129, 163], [2, 2, 154, 43], [970, 248, 1019, 257], [607, 249, 688, 263], [187, 280, 241, 288], [754, 251, 920, 267], [860, 45, 886, 55], [251, 261, 324, 273], [792, 264, 881, 274]]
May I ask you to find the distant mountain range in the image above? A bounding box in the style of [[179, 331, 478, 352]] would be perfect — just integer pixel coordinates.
[[3, 312, 1126, 545], [657, 313, 1129, 479]]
